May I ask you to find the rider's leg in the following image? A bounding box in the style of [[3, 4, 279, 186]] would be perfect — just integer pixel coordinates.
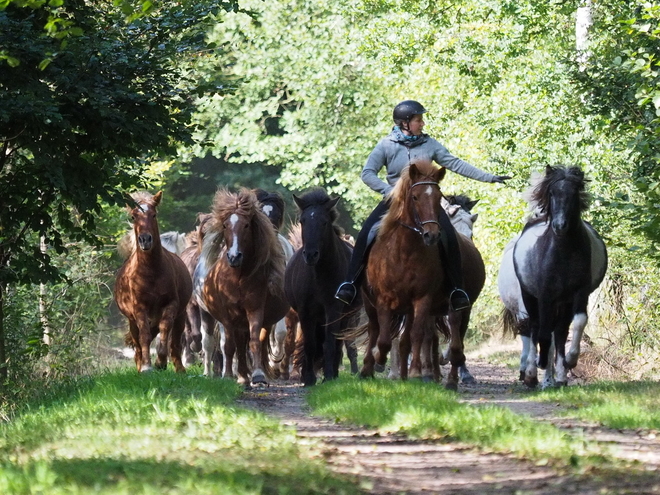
[[438, 207, 471, 311], [335, 200, 390, 305]]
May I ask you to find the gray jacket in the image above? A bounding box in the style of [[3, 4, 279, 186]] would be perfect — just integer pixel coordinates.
[[361, 128, 497, 196]]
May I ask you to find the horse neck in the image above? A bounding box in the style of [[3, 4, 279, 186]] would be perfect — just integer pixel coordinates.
[[133, 238, 166, 267]]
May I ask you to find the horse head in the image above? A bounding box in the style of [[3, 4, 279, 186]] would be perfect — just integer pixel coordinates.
[[255, 188, 286, 231], [395, 159, 446, 246], [210, 188, 277, 272], [531, 165, 589, 237], [128, 191, 162, 252], [293, 189, 341, 266]]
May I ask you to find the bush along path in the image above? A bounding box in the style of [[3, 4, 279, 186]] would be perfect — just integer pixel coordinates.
[[239, 354, 660, 495]]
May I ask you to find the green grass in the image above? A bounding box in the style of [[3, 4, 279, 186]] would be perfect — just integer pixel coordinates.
[[0, 367, 360, 495], [536, 381, 660, 430], [307, 377, 611, 469]]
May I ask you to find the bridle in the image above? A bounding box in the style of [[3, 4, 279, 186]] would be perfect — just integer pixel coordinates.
[[398, 180, 442, 236]]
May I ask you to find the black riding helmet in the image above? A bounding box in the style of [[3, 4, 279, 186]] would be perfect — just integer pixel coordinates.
[[393, 100, 427, 126]]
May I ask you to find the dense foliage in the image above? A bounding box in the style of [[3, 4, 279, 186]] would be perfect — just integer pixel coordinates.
[[4, 0, 660, 402]]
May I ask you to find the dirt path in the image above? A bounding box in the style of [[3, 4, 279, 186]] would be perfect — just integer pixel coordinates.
[[237, 345, 660, 494]]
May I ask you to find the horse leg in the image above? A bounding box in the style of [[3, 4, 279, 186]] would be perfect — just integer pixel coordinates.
[[431, 330, 441, 383], [420, 324, 435, 382], [128, 320, 143, 372], [388, 336, 401, 379], [399, 315, 413, 380], [281, 310, 298, 380], [169, 313, 186, 373], [456, 314, 475, 385], [136, 316, 154, 373], [346, 339, 359, 375], [519, 334, 531, 381], [565, 295, 590, 369], [200, 310, 217, 377], [373, 308, 393, 368], [521, 292, 540, 388], [359, 302, 379, 379], [541, 333, 556, 389], [235, 328, 251, 386], [300, 313, 319, 387], [553, 307, 574, 387], [322, 309, 342, 382], [445, 310, 467, 391]]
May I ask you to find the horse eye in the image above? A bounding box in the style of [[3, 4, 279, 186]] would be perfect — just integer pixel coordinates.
[[412, 195, 418, 202]]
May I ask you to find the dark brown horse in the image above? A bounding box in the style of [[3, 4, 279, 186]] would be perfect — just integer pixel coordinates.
[[359, 159, 485, 390], [199, 188, 289, 386], [114, 191, 192, 373]]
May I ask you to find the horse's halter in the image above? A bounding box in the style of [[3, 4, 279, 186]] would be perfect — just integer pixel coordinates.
[[399, 180, 442, 236]]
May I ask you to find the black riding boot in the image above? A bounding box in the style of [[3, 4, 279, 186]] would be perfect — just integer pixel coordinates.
[[335, 200, 390, 305], [438, 208, 471, 311]]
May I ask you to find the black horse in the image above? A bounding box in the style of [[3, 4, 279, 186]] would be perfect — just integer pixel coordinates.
[[510, 165, 607, 388], [284, 188, 359, 386]]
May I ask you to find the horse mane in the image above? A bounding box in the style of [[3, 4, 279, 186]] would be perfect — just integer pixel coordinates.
[[206, 188, 285, 284], [526, 165, 590, 220], [294, 188, 344, 237], [287, 222, 303, 251], [380, 158, 444, 238]]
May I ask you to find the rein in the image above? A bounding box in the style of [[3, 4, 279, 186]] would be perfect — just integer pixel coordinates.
[[397, 180, 441, 236]]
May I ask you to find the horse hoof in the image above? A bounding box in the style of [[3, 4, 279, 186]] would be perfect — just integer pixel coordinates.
[[252, 373, 267, 386], [556, 381, 568, 388], [374, 363, 385, 373], [524, 376, 539, 388], [359, 371, 374, 380], [445, 381, 458, 392], [139, 365, 153, 373], [422, 376, 434, 383], [519, 371, 526, 382], [461, 375, 476, 385]]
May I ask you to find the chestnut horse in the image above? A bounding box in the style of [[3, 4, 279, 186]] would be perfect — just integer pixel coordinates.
[[359, 159, 485, 390], [114, 191, 192, 373], [198, 188, 289, 386]]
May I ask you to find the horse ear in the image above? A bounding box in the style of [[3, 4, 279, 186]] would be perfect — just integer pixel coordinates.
[[293, 194, 304, 210], [471, 213, 479, 223], [436, 166, 446, 182], [447, 204, 460, 217], [328, 196, 340, 209], [153, 191, 163, 206], [466, 199, 479, 211], [545, 165, 554, 176]]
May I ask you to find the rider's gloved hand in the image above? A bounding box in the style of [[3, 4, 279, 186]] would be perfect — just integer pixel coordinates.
[[492, 175, 512, 184]]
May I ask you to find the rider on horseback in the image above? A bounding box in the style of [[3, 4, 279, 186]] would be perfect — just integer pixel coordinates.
[[335, 100, 510, 310]]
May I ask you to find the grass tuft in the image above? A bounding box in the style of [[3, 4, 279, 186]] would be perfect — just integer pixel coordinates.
[[536, 381, 660, 430], [0, 367, 360, 494], [307, 377, 611, 468]]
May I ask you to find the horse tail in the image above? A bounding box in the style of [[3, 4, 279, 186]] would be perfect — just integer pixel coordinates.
[[117, 231, 135, 260], [261, 325, 276, 379], [501, 306, 530, 338], [124, 331, 135, 348], [434, 316, 450, 341]]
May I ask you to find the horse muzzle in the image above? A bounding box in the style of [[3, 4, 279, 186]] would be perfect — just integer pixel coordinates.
[[137, 233, 153, 251], [303, 249, 320, 266], [227, 252, 243, 267]]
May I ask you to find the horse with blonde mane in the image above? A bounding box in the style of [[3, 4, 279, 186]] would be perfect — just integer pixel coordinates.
[[358, 159, 485, 390], [197, 188, 289, 386], [114, 191, 192, 373]]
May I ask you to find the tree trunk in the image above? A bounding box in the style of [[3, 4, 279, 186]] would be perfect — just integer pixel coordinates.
[[0, 283, 6, 384], [576, 1, 592, 69]]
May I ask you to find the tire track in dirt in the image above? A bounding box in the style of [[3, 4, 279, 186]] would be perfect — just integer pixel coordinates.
[[238, 350, 660, 494]]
